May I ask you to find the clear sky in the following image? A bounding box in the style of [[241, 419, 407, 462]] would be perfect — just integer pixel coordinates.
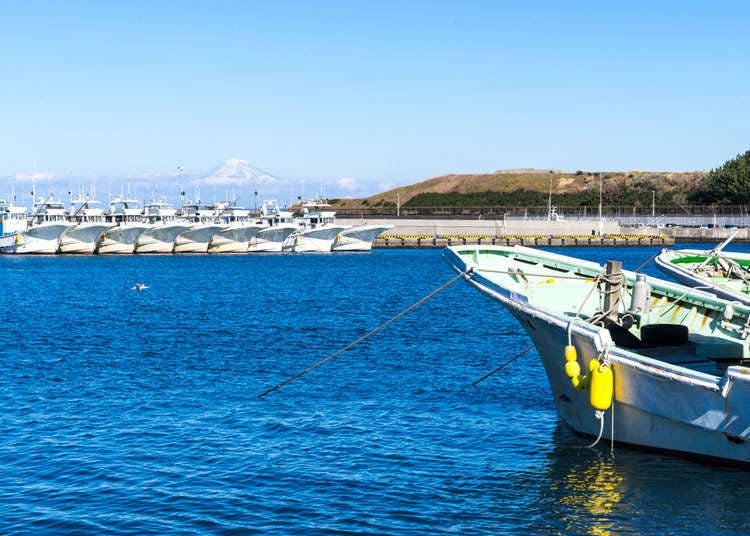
[[1, 0, 749, 198]]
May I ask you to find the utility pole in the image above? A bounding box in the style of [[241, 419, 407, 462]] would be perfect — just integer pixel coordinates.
[[652, 190, 655, 218], [547, 176, 553, 221], [598, 173, 603, 236]]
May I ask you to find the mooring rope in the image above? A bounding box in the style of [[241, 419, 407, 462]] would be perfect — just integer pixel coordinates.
[[257, 268, 473, 398], [632, 250, 660, 273], [471, 344, 535, 386]]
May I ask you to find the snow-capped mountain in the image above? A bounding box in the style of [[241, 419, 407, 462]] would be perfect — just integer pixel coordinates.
[[197, 158, 280, 187]]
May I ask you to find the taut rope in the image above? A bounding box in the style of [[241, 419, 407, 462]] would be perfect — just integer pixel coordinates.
[[258, 268, 473, 398]]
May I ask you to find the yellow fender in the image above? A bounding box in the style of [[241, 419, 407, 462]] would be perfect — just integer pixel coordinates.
[[589, 360, 613, 411]]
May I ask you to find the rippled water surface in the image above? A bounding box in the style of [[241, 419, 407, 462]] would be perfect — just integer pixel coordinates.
[[2, 245, 750, 534]]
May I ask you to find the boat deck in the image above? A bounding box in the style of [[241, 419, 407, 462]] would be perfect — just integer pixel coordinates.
[[638, 336, 747, 375]]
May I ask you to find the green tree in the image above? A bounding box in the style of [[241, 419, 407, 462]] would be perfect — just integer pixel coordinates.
[[693, 149, 750, 204]]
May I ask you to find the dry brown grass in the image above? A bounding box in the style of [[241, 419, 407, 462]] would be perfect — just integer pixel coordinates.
[[331, 170, 707, 208]]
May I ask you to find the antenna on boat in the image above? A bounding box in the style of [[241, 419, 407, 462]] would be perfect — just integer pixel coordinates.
[[697, 229, 740, 270]]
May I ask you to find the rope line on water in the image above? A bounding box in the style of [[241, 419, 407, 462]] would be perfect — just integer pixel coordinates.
[[633, 250, 660, 273], [257, 268, 473, 398], [471, 344, 535, 387]]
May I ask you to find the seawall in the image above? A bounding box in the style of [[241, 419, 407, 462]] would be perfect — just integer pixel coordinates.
[[337, 217, 674, 248]]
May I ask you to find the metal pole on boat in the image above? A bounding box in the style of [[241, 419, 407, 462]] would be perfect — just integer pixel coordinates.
[[603, 260, 623, 322]]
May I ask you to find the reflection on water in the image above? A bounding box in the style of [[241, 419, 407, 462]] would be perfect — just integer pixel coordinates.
[[556, 453, 624, 534], [529, 424, 750, 535]]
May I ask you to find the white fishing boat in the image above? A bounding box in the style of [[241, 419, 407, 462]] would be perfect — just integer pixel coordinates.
[[173, 202, 227, 254], [96, 198, 151, 254], [248, 200, 297, 253], [208, 204, 263, 254], [2, 197, 73, 254], [332, 224, 393, 252], [446, 244, 750, 464], [58, 197, 115, 254], [135, 200, 191, 254], [282, 201, 349, 253], [655, 232, 750, 305], [0, 199, 29, 248]]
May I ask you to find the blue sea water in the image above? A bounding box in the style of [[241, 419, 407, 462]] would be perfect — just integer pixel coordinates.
[[2, 245, 750, 535]]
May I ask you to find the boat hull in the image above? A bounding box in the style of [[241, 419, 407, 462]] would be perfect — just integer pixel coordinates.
[[135, 223, 193, 254], [0, 234, 17, 248], [445, 246, 750, 464], [208, 224, 263, 253], [248, 225, 297, 253], [1, 223, 74, 254], [96, 224, 152, 254], [174, 224, 227, 254], [332, 224, 393, 251], [59, 223, 115, 254], [655, 249, 750, 305], [283, 225, 349, 253]]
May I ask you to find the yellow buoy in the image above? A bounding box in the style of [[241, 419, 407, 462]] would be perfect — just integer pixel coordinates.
[[564, 345, 589, 390], [564, 345, 580, 378], [589, 360, 613, 411]]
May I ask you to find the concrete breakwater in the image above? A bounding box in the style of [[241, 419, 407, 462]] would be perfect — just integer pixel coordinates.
[[339, 217, 673, 248]]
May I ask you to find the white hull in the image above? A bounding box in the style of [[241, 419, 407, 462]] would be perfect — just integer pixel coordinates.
[[446, 246, 750, 464], [248, 225, 297, 253], [1, 223, 74, 254], [521, 311, 750, 462], [283, 225, 350, 253], [174, 224, 227, 254], [0, 234, 17, 248], [59, 223, 115, 254], [332, 224, 393, 251], [97, 224, 152, 254], [208, 224, 263, 253], [135, 223, 192, 254]]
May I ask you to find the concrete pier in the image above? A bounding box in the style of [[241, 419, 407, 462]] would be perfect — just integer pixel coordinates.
[[340, 217, 622, 238], [338, 217, 673, 248]]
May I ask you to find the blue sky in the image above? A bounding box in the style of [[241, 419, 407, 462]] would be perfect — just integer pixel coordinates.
[[1, 1, 749, 200]]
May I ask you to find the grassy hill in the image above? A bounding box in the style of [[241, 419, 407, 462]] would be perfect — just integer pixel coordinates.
[[330, 169, 707, 209]]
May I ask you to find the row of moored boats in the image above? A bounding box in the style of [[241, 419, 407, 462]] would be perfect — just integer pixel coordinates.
[[0, 197, 392, 254]]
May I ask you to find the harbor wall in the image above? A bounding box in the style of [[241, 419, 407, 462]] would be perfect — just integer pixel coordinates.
[[622, 225, 750, 243], [337, 217, 674, 248], [339, 217, 622, 237]]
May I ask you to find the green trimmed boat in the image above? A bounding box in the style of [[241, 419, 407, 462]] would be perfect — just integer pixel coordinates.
[[446, 244, 750, 464], [655, 233, 750, 305]]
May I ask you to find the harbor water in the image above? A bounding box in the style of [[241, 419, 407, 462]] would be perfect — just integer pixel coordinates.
[[2, 246, 750, 534]]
